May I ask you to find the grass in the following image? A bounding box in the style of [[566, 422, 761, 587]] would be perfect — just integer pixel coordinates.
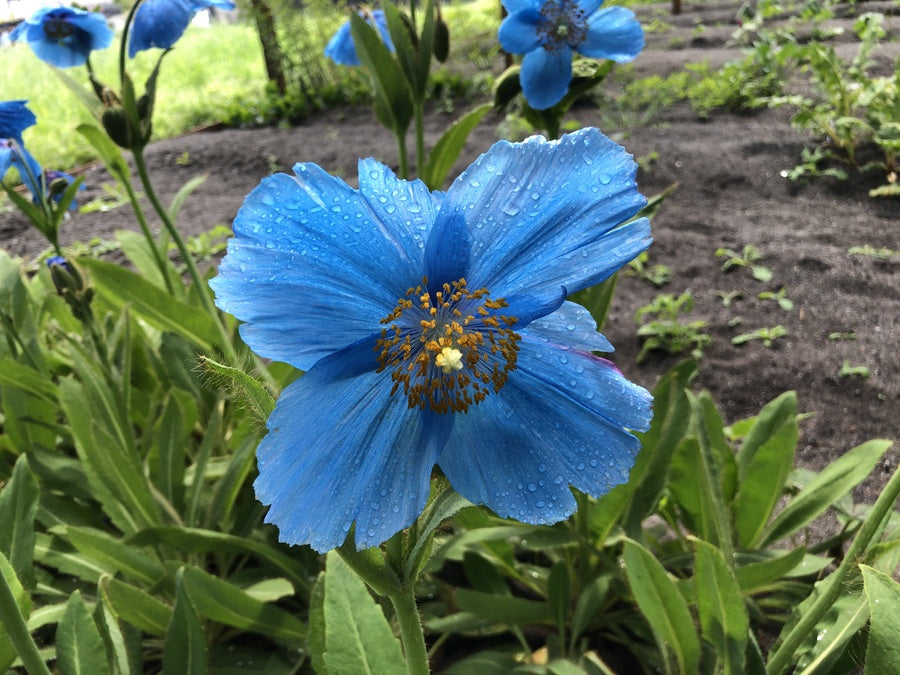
[[1, 22, 267, 170]]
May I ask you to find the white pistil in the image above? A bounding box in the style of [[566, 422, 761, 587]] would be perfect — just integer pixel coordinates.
[[435, 347, 464, 374]]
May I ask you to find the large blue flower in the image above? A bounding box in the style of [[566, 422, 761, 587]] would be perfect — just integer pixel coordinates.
[[129, 0, 236, 58], [325, 9, 395, 66], [499, 0, 644, 110], [211, 128, 653, 552], [0, 100, 37, 144], [9, 7, 113, 68]]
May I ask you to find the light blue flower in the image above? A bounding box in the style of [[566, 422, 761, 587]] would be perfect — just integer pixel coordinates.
[[325, 9, 395, 66], [0, 100, 37, 144], [129, 0, 236, 58], [0, 139, 43, 196], [9, 7, 113, 68], [211, 128, 653, 552], [499, 0, 644, 109]]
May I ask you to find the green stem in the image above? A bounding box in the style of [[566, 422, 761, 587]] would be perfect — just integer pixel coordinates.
[[414, 103, 425, 179], [0, 565, 52, 675], [120, 174, 176, 295], [390, 584, 429, 675], [396, 129, 410, 180], [765, 459, 900, 675]]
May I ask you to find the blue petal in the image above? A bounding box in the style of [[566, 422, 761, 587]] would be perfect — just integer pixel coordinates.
[[577, 0, 605, 13], [11, 8, 112, 67], [255, 338, 452, 551], [129, 0, 194, 57], [325, 10, 394, 66], [0, 100, 36, 142], [501, 0, 542, 12], [438, 338, 651, 523], [434, 128, 650, 300], [497, 10, 543, 55], [578, 7, 644, 61], [211, 161, 430, 370], [524, 300, 614, 352], [520, 45, 573, 110]]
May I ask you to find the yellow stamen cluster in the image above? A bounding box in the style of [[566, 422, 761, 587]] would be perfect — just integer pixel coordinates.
[[375, 277, 521, 414]]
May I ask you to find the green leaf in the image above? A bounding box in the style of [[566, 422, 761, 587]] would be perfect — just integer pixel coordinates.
[[182, 566, 306, 645], [0, 551, 35, 673], [455, 589, 553, 626], [734, 548, 806, 592], [99, 577, 171, 637], [763, 439, 893, 546], [623, 539, 700, 674], [0, 454, 39, 589], [149, 394, 187, 511], [733, 392, 798, 548], [77, 258, 220, 352], [127, 526, 310, 597], [116, 230, 175, 293], [76, 124, 130, 182], [197, 355, 275, 424], [421, 103, 491, 190], [163, 569, 207, 675], [66, 527, 165, 587], [0, 357, 58, 401], [92, 593, 133, 675], [548, 561, 570, 646], [350, 13, 413, 136], [168, 173, 207, 222], [382, 2, 422, 99], [323, 551, 406, 673], [570, 575, 611, 649], [794, 591, 867, 674], [56, 591, 111, 675], [308, 573, 328, 675], [693, 539, 749, 675], [862, 565, 900, 674]]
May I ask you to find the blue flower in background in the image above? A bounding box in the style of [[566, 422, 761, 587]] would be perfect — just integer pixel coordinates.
[[40, 169, 85, 209], [0, 100, 37, 144], [129, 0, 236, 57], [325, 9, 394, 66], [499, 0, 644, 109], [211, 128, 653, 552], [9, 7, 113, 68]]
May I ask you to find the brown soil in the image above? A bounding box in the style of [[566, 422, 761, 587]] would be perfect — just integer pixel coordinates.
[[2, 2, 897, 502]]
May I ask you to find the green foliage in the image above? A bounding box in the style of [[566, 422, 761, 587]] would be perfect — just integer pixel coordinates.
[[716, 245, 773, 282], [635, 291, 711, 362], [731, 325, 787, 347], [626, 251, 671, 287]]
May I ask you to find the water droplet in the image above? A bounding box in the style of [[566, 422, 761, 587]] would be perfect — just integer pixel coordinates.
[[599, 174, 611, 185], [527, 483, 537, 492]]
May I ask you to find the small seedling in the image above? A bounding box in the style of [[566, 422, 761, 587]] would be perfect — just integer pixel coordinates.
[[758, 287, 794, 311], [848, 245, 899, 259], [175, 151, 191, 166], [635, 291, 711, 362], [838, 361, 870, 378], [828, 331, 857, 341], [732, 325, 787, 347], [715, 290, 743, 307], [627, 251, 671, 287], [78, 183, 131, 214], [716, 244, 773, 282]]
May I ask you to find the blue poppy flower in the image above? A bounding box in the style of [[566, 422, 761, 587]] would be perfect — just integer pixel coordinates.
[[0, 100, 37, 144], [9, 7, 113, 68], [325, 9, 395, 66], [499, 0, 644, 110], [129, 0, 236, 58], [39, 169, 85, 209], [0, 139, 43, 196], [210, 128, 653, 552]]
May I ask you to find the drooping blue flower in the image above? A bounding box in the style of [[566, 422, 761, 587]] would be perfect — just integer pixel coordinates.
[[0, 139, 43, 196], [129, 0, 236, 58], [325, 9, 395, 66], [9, 7, 113, 68], [211, 128, 653, 552], [499, 0, 644, 110], [0, 100, 37, 144]]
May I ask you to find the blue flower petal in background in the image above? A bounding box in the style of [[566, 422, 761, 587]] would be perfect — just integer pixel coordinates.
[[499, 0, 644, 109], [325, 9, 395, 66], [9, 7, 113, 68], [0, 100, 37, 143], [129, 0, 236, 57], [0, 139, 43, 196], [211, 127, 653, 552], [41, 169, 85, 209]]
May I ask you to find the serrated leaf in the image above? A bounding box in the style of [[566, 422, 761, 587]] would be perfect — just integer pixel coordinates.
[[56, 591, 111, 675], [623, 539, 700, 674], [323, 551, 406, 673], [0, 357, 58, 400], [0, 454, 39, 589], [163, 569, 207, 675], [0, 551, 34, 672]]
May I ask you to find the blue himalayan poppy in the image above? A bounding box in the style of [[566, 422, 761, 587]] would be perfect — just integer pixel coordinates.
[[129, 0, 236, 57], [325, 9, 395, 66], [9, 7, 113, 68], [210, 128, 653, 552], [499, 0, 644, 109]]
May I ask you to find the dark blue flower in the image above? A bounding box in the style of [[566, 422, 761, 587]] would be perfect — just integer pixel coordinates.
[[0, 100, 37, 144], [46, 255, 70, 271], [499, 0, 644, 109], [325, 9, 395, 66], [9, 7, 113, 68], [211, 128, 653, 552], [129, 0, 236, 58], [0, 138, 43, 196]]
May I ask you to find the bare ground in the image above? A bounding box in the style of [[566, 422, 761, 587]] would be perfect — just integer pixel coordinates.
[[2, 1, 897, 502]]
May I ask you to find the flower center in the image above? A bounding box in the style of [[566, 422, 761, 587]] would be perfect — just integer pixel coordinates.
[[538, 0, 589, 52], [44, 15, 75, 43], [375, 277, 521, 414]]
